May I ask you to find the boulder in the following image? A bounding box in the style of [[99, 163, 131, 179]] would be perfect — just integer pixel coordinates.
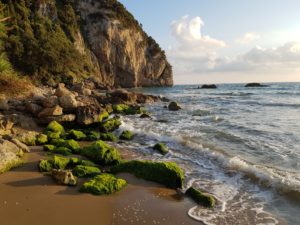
[[153, 143, 169, 155], [99, 133, 117, 142], [0, 96, 9, 111], [54, 83, 71, 97], [25, 102, 43, 115], [59, 94, 78, 111], [37, 114, 76, 125], [200, 84, 217, 89], [10, 138, 30, 153], [76, 105, 109, 126], [42, 96, 58, 108], [0, 138, 23, 174], [36, 134, 48, 145], [51, 169, 77, 186], [0, 115, 14, 135], [72, 165, 101, 178], [168, 102, 181, 111], [15, 131, 38, 146], [38, 105, 63, 118], [99, 118, 121, 133], [119, 130, 134, 141], [245, 83, 268, 87]]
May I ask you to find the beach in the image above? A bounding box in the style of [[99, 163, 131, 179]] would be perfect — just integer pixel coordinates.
[[0, 147, 201, 225]]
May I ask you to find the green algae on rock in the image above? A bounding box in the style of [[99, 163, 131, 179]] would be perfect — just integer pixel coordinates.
[[43, 144, 56, 152], [99, 118, 122, 133], [185, 187, 215, 208], [153, 143, 169, 155], [38, 159, 53, 172], [99, 133, 117, 142], [73, 165, 101, 178], [45, 121, 65, 134], [119, 130, 134, 140], [113, 104, 144, 115], [80, 174, 127, 195], [36, 134, 48, 145], [67, 129, 87, 140], [64, 139, 81, 154], [45, 131, 62, 140], [81, 140, 121, 166], [111, 160, 184, 189]]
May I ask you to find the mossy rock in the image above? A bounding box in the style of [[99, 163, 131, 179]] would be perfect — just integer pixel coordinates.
[[111, 160, 184, 189], [46, 131, 62, 140], [52, 155, 70, 169], [43, 144, 56, 152], [98, 111, 109, 122], [36, 134, 48, 145], [119, 130, 134, 140], [68, 130, 87, 140], [69, 157, 82, 166], [185, 187, 215, 208], [86, 131, 100, 141], [153, 143, 169, 155], [73, 165, 101, 178], [113, 104, 143, 115], [18, 134, 36, 146], [81, 140, 121, 166], [99, 133, 117, 142], [80, 160, 97, 167], [64, 139, 81, 154], [53, 147, 72, 156], [99, 118, 121, 133], [80, 174, 127, 195], [50, 138, 65, 147], [45, 121, 65, 134], [38, 159, 53, 172]]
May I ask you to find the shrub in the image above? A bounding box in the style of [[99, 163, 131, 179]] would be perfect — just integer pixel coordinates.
[[185, 187, 215, 208], [81, 140, 121, 166], [111, 160, 184, 189], [80, 173, 126, 195]]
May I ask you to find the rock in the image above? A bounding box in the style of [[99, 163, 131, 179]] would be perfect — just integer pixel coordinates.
[[42, 96, 58, 108], [185, 187, 215, 208], [51, 169, 77, 186], [0, 138, 23, 174], [168, 102, 181, 111], [80, 174, 126, 195], [99, 133, 117, 142], [153, 143, 169, 155], [160, 97, 170, 102], [108, 90, 160, 104], [10, 138, 30, 153], [38, 105, 63, 118], [140, 113, 151, 119], [36, 134, 48, 145], [45, 121, 65, 134], [0, 96, 9, 111], [82, 140, 121, 166], [36, 114, 76, 124], [81, 88, 92, 96], [55, 83, 71, 97], [67, 129, 87, 140], [25, 102, 43, 115], [0, 115, 14, 135], [76, 105, 109, 126], [119, 130, 134, 141], [99, 118, 121, 133], [111, 160, 184, 189], [200, 84, 217, 89], [15, 131, 38, 146], [59, 94, 78, 111], [73, 165, 101, 178], [245, 83, 268, 87]]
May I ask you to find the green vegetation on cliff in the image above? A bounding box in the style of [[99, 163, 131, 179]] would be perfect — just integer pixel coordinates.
[[2, 0, 93, 84]]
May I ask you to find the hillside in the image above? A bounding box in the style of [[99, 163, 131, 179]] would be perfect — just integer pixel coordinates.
[[1, 0, 173, 88]]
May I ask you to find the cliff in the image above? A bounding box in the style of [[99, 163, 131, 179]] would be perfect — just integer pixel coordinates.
[[1, 0, 173, 88]]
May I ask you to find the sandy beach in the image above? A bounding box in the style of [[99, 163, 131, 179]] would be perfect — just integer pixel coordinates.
[[0, 148, 202, 225]]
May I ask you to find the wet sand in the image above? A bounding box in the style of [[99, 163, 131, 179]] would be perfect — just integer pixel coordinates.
[[0, 148, 202, 225]]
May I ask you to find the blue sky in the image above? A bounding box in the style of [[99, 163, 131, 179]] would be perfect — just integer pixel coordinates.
[[119, 0, 300, 84]]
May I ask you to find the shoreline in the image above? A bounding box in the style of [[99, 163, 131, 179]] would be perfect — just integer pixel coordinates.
[[0, 147, 202, 225]]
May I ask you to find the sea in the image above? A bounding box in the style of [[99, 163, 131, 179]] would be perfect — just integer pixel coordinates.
[[115, 82, 300, 225]]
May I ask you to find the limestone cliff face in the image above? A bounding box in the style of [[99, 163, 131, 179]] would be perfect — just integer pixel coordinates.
[[75, 0, 173, 88]]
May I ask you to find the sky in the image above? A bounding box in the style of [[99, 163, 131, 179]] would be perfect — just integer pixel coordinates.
[[119, 0, 300, 84]]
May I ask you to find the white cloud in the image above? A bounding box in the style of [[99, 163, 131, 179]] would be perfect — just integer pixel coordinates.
[[236, 32, 260, 44], [167, 15, 300, 81]]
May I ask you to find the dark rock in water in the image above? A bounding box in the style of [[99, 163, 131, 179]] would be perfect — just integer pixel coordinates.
[[185, 187, 215, 208], [153, 143, 169, 155], [161, 97, 170, 102], [245, 83, 268, 87], [200, 84, 217, 89], [108, 89, 160, 104], [168, 102, 181, 111], [140, 113, 151, 119], [156, 119, 168, 123]]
